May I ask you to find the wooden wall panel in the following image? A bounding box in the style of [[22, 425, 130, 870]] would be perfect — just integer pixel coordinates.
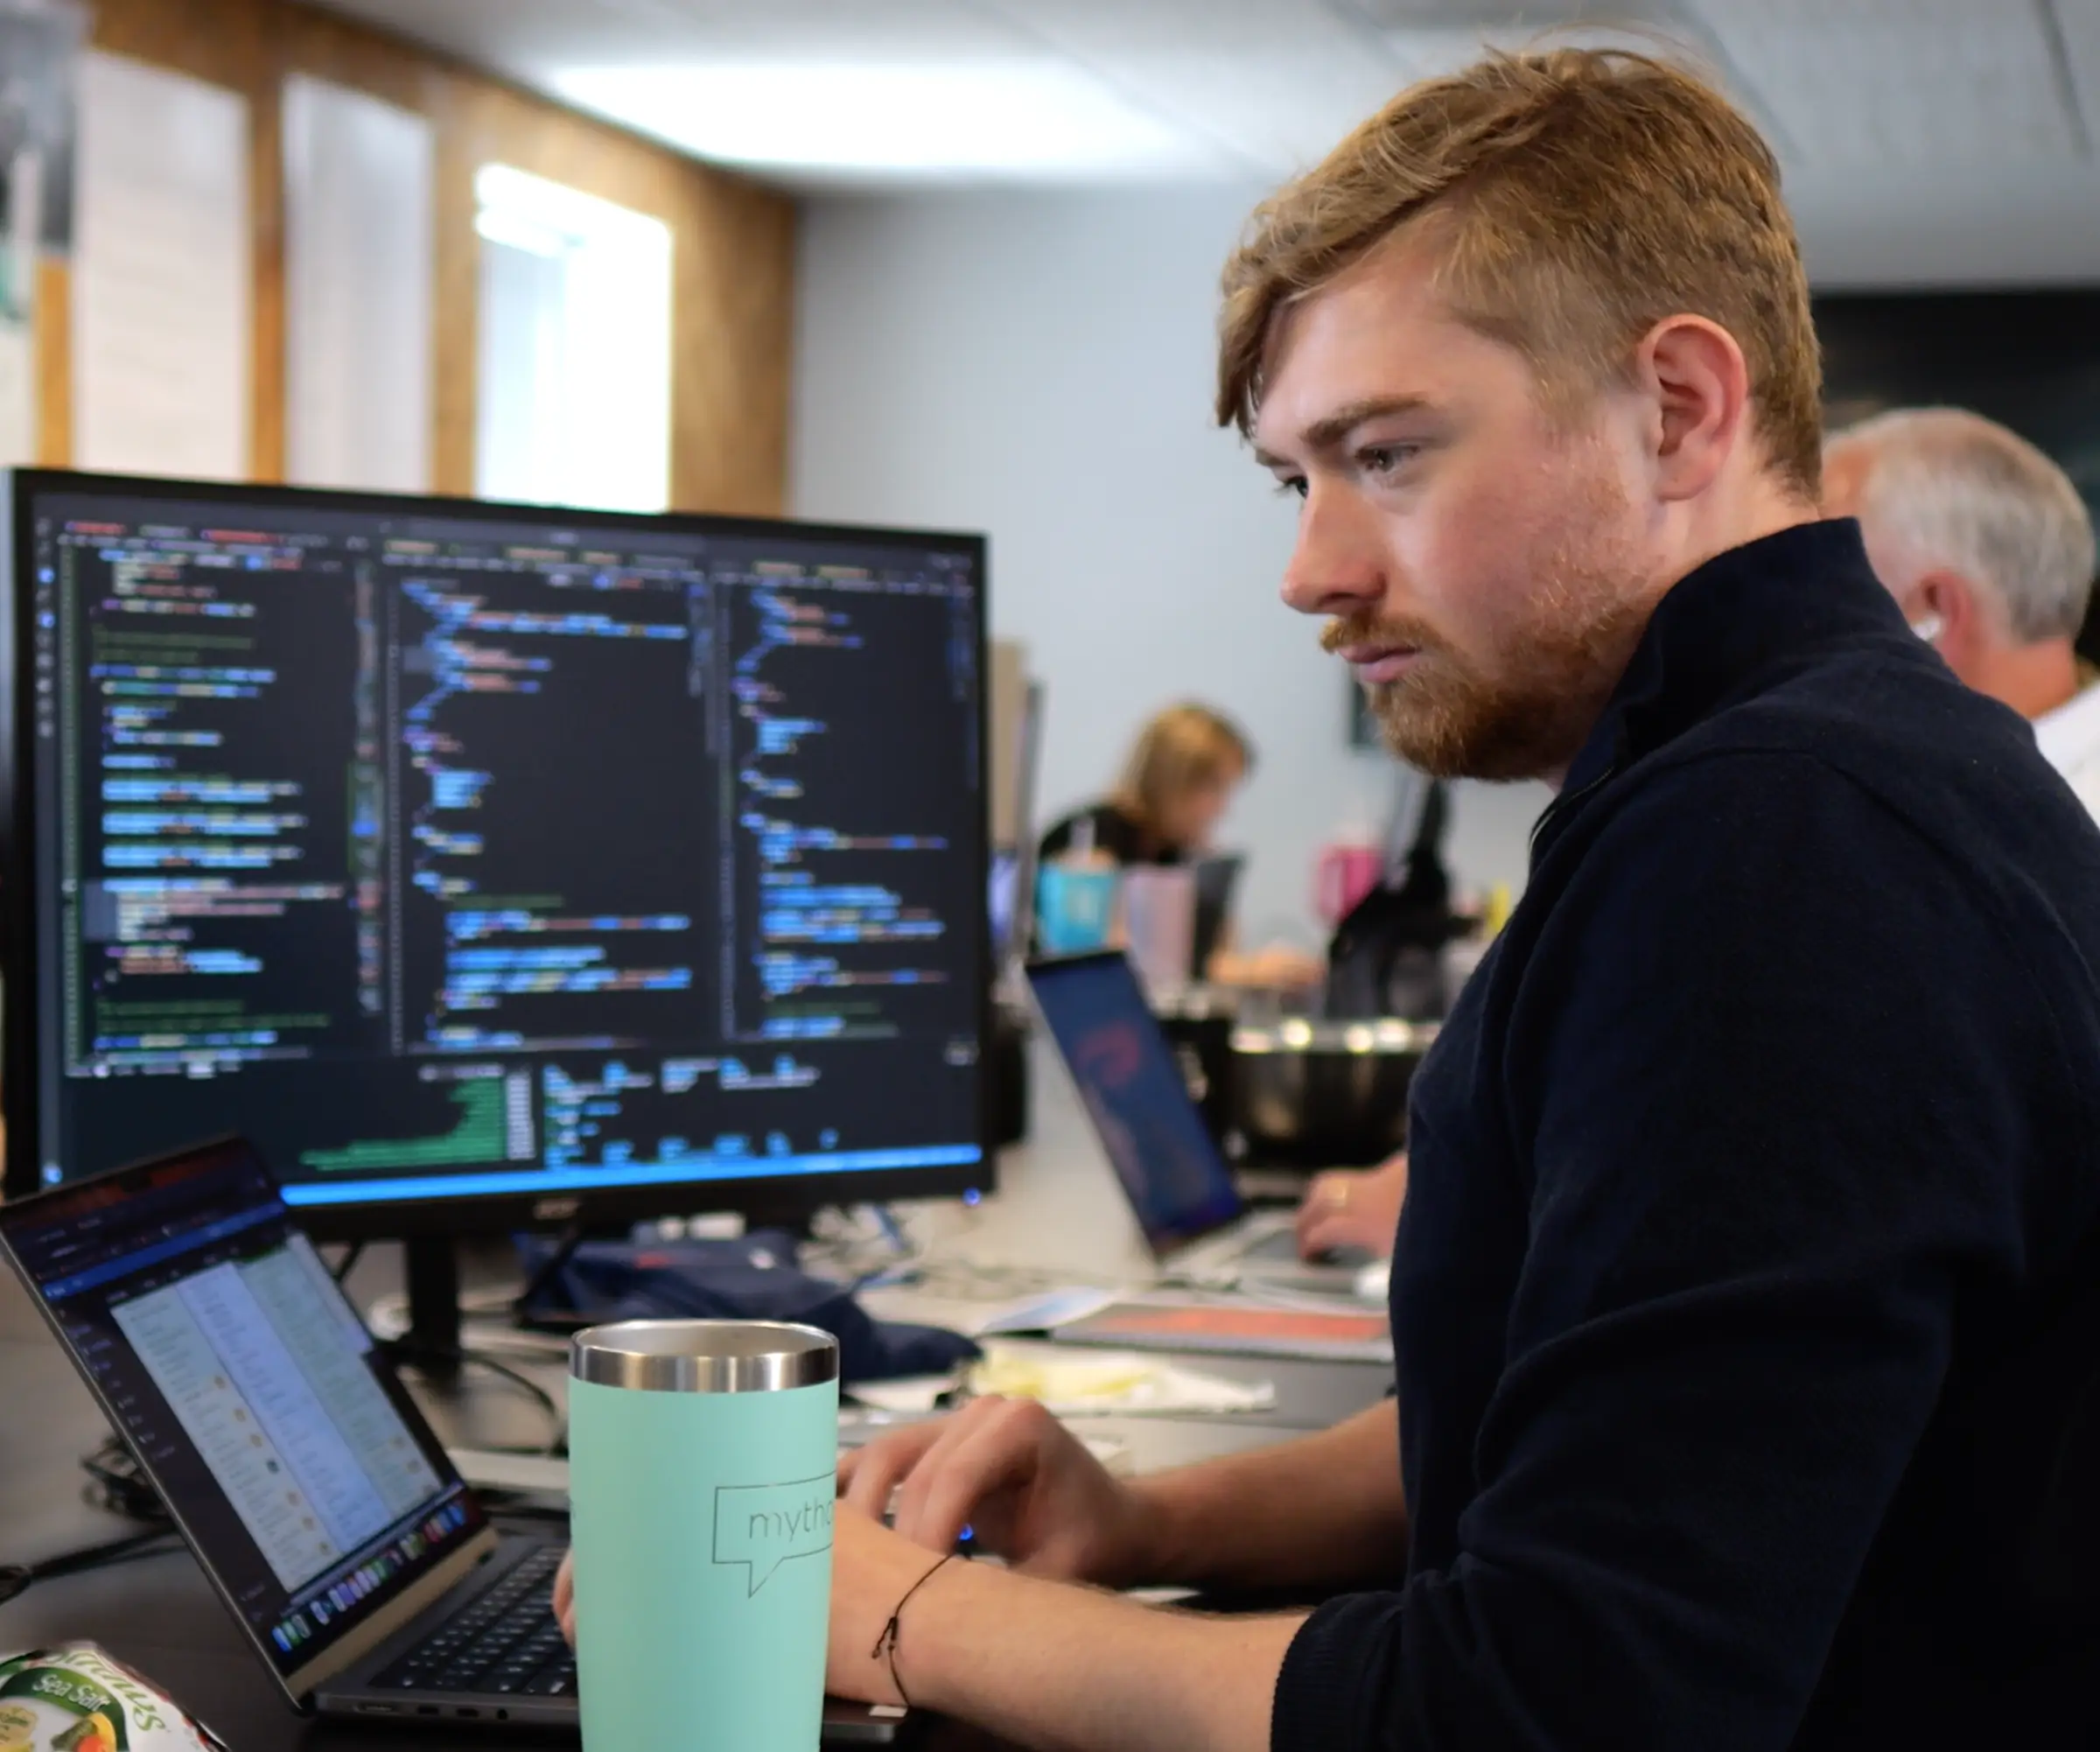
[[33, 258, 68, 466], [673, 166, 797, 521], [56, 0, 794, 514], [423, 74, 798, 514]]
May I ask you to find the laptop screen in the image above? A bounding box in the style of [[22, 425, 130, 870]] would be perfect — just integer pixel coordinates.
[[1026, 953, 1243, 1251], [0, 1138, 485, 1681]]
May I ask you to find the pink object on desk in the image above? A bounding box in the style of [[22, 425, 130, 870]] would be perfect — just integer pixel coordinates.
[[1315, 842, 1382, 924]]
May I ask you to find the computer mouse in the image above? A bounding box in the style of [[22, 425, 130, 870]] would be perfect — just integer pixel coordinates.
[[1353, 1258, 1391, 1301]]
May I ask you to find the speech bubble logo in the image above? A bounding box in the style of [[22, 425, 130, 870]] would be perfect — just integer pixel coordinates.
[[713, 1476, 836, 1596]]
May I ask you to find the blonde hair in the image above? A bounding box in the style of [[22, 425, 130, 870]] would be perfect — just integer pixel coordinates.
[[1216, 46, 1823, 500], [1111, 704, 1251, 837], [1826, 408, 2096, 645]]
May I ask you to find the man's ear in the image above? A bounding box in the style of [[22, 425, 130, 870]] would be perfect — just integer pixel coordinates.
[[1634, 315, 1753, 505], [1909, 570, 1984, 651]]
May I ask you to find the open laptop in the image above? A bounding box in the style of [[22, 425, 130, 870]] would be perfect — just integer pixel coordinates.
[[1026, 951, 1370, 1293], [0, 1136, 901, 1743]]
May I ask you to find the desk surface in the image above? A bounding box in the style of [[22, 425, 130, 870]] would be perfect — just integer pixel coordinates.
[[0, 1266, 1378, 1748], [0, 1075, 1392, 1750]]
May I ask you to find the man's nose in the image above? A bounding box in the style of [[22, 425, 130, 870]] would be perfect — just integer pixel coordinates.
[[1280, 482, 1386, 617]]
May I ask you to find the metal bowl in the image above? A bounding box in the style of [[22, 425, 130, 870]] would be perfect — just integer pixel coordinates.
[[1226, 1016, 1438, 1167], [1152, 984, 1242, 1146]]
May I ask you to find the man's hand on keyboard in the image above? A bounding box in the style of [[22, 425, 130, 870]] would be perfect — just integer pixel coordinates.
[[552, 1552, 575, 1647], [552, 1394, 1156, 1650], [836, 1395, 1155, 1586]]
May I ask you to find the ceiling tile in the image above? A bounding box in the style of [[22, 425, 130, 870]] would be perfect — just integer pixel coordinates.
[[314, 0, 693, 67], [957, 0, 1420, 178], [317, 0, 2100, 198], [1335, 0, 1678, 25], [1683, 0, 2084, 166], [324, 0, 1234, 183], [2052, 0, 2100, 144]]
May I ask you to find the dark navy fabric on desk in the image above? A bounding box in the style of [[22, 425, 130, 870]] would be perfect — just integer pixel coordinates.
[[514, 1233, 979, 1384], [1274, 522, 2100, 1752]]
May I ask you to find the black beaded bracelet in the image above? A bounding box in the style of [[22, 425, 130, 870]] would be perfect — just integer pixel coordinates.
[[870, 1552, 956, 1709]]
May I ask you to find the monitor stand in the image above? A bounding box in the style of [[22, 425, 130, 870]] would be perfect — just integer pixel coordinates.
[[511, 1223, 589, 1335], [401, 1236, 465, 1371]]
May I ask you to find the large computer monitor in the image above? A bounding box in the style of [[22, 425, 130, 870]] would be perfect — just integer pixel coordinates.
[[0, 472, 991, 1253]]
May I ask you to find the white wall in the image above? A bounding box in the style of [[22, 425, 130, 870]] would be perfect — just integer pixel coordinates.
[[789, 187, 1546, 949], [788, 167, 2100, 946]]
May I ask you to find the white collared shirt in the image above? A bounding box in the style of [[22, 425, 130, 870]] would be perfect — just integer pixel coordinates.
[[2033, 681, 2100, 823]]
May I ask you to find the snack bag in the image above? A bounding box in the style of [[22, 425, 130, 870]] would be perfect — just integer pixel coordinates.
[[0, 1645, 226, 1751]]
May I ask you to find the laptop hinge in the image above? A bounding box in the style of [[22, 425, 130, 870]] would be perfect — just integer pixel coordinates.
[[282, 1524, 502, 1700]]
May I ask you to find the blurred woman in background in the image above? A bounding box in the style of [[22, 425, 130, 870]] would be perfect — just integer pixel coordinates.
[[1039, 702, 1251, 869], [1039, 703, 1319, 987]]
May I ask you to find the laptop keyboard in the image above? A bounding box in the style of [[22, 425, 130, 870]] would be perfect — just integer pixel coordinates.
[[1237, 1228, 1372, 1268], [372, 1545, 575, 1699]]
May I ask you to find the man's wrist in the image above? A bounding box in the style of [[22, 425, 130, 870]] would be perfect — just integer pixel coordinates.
[[894, 1554, 1305, 1751], [889, 1554, 1003, 1715], [1121, 1471, 1203, 1588], [872, 1552, 962, 1709]]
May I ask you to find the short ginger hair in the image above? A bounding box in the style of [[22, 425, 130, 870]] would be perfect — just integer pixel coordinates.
[[1216, 46, 1824, 501]]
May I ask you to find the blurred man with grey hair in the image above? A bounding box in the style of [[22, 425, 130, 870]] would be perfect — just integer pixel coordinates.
[[1824, 406, 2100, 815]]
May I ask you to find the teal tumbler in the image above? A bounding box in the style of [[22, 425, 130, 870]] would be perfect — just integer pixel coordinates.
[[1036, 865, 1119, 954], [568, 1320, 840, 1751]]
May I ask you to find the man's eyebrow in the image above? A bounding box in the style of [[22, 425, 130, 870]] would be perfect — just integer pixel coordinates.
[[1252, 396, 1432, 470]]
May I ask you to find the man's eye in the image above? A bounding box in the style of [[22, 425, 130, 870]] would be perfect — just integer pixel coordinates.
[[1359, 445, 1415, 477]]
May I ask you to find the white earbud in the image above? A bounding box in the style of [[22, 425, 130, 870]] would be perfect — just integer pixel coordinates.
[[1909, 613, 1944, 644]]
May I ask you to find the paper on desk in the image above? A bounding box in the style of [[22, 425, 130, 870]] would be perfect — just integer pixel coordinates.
[[968, 1342, 1274, 1416], [845, 1343, 1275, 1416], [970, 1284, 1119, 1335], [847, 1374, 963, 1414]]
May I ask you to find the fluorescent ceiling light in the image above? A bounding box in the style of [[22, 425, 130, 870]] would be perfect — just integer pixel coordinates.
[[546, 61, 1221, 182]]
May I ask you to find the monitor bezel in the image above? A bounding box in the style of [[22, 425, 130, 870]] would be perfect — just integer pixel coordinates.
[[0, 467, 995, 1236]]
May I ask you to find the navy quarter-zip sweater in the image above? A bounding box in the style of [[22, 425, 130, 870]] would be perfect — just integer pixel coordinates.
[[1273, 521, 2100, 1751]]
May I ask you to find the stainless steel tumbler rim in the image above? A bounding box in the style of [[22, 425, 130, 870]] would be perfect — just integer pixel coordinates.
[[569, 1320, 839, 1393]]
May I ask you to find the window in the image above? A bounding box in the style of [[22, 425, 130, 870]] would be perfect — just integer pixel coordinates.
[[473, 165, 672, 513]]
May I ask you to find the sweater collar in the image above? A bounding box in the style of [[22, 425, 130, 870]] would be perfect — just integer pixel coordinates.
[[1540, 518, 1916, 847]]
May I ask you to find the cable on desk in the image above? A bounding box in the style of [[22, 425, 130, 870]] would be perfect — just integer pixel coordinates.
[[0, 1528, 184, 1607], [80, 1435, 168, 1524], [357, 1283, 522, 1342], [387, 1342, 567, 1456], [328, 1240, 366, 1286], [457, 1348, 565, 1454]]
